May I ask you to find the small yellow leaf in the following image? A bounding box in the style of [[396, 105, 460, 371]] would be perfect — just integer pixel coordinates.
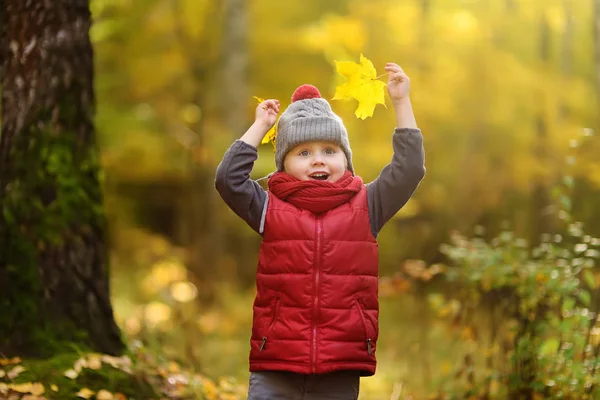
[[64, 369, 78, 379], [202, 379, 218, 400], [51, 385, 58, 392], [0, 383, 7, 394], [8, 382, 33, 393], [333, 54, 386, 119], [87, 355, 102, 370], [100, 355, 119, 368], [254, 96, 277, 151], [0, 369, 5, 378], [76, 388, 95, 399], [0, 357, 21, 366], [96, 389, 114, 400], [7, 365, 26, 379], [261, 125, 277, 151], [168, 361, 180, 373], [30, 383, 45, 395], [73, 357, 87, 372]]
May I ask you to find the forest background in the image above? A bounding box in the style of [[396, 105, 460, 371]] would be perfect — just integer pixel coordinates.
[[3, 0, 600, 398], [95, 0, 600, 398]]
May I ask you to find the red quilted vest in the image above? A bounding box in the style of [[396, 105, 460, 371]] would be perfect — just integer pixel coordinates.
[[249, 186, 379, 376]]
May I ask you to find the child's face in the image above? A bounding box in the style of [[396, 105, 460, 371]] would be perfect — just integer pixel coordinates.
[[283, 141, 347, 182]]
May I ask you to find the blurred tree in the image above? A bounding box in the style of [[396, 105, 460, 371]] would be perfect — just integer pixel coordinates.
[[559, 0, 573, 121], [0, 0, 123, 356], [530, 10, 552, 246], [170, 0, 225, 303], [221, 0, 249, 137], [595, 0, 600, 96]]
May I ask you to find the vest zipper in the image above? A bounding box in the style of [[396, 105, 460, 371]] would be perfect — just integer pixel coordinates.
[[259, 297, 280, 352], [311, 217, 323, 372], [356, 299, 374, 355]]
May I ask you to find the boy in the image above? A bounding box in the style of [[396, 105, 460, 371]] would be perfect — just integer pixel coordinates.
[[215, 63, 425, 399]]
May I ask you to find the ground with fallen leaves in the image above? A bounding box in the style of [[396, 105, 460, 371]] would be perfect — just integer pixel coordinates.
[[0, 346, 247, 400]]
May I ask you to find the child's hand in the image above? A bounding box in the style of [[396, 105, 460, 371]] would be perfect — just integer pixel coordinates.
[[385, 63, 410, 103], [255, 99, 280, 130]]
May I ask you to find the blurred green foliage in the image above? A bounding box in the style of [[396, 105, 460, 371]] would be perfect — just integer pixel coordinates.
[[84, 0, 600, 397]]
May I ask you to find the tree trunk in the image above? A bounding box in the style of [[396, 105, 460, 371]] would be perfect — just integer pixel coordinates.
[[221, 0, 249, 137], [530, 11, 552, 247], [559, 0, 573, 120], [417, 0, 431, 73], [173, 0, 223, 306], [0, 0, 123, 357], [595, 0, 600, 97]]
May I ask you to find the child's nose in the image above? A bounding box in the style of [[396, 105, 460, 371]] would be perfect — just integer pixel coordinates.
[[311, 154, 325, 165]]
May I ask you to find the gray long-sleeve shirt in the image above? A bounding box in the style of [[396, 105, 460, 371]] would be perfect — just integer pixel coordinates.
[[215, 128, 426, 238]]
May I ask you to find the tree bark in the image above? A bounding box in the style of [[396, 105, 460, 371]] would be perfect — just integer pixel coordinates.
[[0, 0, 123, 356], [595, 0, 600, 97], [530, 11, 552, 247], [221, 0, 249, 137], [559, 0, 573, 120]]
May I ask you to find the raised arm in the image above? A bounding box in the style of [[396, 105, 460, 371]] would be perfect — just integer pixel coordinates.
[[366, 64, 426, 237], [215, 99, 280, 234]]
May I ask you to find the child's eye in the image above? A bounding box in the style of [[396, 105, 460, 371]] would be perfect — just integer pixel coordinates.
[[299, 150, 309, 156], [325, 148, 335, 155]]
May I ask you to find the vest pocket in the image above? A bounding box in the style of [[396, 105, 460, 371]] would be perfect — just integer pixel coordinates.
[[260, 297, 280, 352], [355, 299, 374, 355]]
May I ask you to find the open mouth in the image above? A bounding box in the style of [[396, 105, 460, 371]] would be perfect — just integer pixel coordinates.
[[309, 173, 330, 181]]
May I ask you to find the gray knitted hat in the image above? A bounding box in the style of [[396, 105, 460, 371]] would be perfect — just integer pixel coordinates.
[[275, 84, 354, 173]]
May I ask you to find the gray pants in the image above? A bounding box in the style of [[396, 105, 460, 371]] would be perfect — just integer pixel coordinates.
[[247, 370, 360, 400]]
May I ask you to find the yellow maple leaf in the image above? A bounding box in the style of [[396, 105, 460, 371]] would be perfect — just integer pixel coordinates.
[[0, 357, 21, 366], [64, 369, 78, 379], [8, 383, 34, 393], [76, 387, 95, 399], [7, 365, 26, 379], [97, 389, 114, 400], [87, 355, 102, 370], [333, 54, 386, 119], [253, 96, 277, 151]]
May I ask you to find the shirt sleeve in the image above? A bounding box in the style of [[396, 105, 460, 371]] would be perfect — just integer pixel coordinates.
[[215, 140, 268, 234], [366, 128, 426, 238]]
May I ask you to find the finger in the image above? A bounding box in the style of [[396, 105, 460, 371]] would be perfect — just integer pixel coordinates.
[[263, 99, 280, 112], [384, 63, 404, 72], [388, 72, 409, 82]]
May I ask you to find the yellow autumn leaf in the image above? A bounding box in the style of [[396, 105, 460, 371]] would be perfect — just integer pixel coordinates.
[[8, 383, 34, 393], [253, 96, 277, 151], [76, 387, 95, 399], [64, 369, 78, 379], [0, 369, 4, 378], [51, 384, 59, 392], [97, 389, 114, 400], [201, 379, 218, 400], [0, 357, 21, 366], [87, 355, 102, 370], [7, 382, 43, 395], [333, 54, 386, 120], [30, 383, 45, 396], [73, 357, 87, 372], [7, 365, 26, 379]]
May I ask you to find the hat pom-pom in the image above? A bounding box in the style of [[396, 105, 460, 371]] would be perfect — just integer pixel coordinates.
[[291, 84, 321, 102]]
